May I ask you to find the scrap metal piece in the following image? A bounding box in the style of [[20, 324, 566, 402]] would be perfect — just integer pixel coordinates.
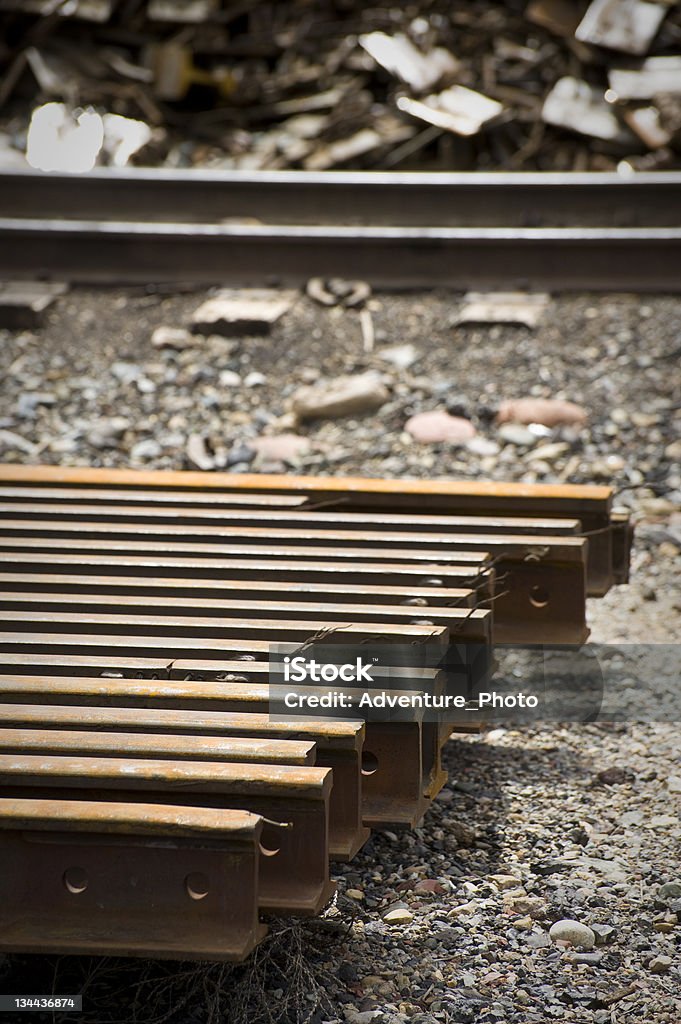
[[575, 0, 667, 56], [0, 797, 265, 961], [303, 126, 416, 170], [359, 32, 459, 93], [397, 87, 503, 137], [542, 77, 635, 142], [608, 57, 681, 101]]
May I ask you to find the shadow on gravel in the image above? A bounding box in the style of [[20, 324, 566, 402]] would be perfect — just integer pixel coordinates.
[[0, 732, 591, 1024]]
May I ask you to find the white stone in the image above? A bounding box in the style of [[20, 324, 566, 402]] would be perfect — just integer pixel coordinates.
[[382, 908, 414, 924], [498, 423, 536, 447], [151, 326, 194, 349], [549, 919, 595, 949], [292, 372, 388, 421]]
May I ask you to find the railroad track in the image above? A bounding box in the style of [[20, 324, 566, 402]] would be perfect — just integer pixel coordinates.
[[3, 168, 681, 289], [0, 463, 632, 961]]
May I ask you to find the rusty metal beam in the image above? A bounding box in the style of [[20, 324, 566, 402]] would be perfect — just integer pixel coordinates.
[[0, 699, 369, 860], [0, 606, 490, 687], [610, 509, 634, 585], [0, 502, 582, 538], [0, 548, 490, 589], [0, 797, 265, 961], [0, 674, 439, 829], [0, 651, 175, 677], [0, 754, 335, 916], [0, 517, 581, 551], [162, 664, 451, 826], [0, 591, 489, 631], [0, 570, 490, 610], [0, 464, 615, 504], [0, 464, 626, 593], [0, 613, 449, 649], [0, 537, 587, 643], [0, 486, 308, 508], [0, 728, 317, 767]]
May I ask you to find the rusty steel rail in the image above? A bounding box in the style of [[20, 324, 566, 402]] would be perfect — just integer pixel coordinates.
[[0, 651, 181, 677], [0, 549, 491, 589], [0, 592, 490, 635], [0, 606, 490, 694], [0, 699, 369, 860], [0, 728, 317, 767], [0, 797, 266, 961], [0, 569, 494, 610], [0, 614, 450, 649], [0, 464, 633, 963], [0, 529, 588, 643], [0, 753, 334, 916], [0, 464, 624, 593], [0, 673, 443, 830], [0, 628, 462, 821], [0, 501, 583, 536], [0, 486, 311, 508]]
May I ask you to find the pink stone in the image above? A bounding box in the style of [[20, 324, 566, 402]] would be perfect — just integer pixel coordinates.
[[497, 398, 587, 427], [405, 410, 476, 444], [413, 879, 446, 895], [250, 434, 310, 462]]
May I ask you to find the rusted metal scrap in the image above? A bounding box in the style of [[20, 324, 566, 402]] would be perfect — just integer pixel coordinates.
[[1, 0, 681, 171]]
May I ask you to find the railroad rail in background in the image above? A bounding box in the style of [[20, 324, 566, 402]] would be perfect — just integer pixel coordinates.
[[5, 169, 681, 226], [2, 169, 681, 290]]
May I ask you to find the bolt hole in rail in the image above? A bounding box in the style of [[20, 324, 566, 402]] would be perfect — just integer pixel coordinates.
[[1, 169, 681, 289]]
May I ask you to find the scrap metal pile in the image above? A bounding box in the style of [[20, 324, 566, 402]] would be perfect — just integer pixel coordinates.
[[1, 0, 681, 172], [0, 462, 632, 961]]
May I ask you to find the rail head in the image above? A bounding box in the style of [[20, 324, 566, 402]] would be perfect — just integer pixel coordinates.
[[0, 796, 263, 839]]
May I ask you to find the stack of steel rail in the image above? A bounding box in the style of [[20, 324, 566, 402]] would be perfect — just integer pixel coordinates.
[[0, 463, 632, 961]]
